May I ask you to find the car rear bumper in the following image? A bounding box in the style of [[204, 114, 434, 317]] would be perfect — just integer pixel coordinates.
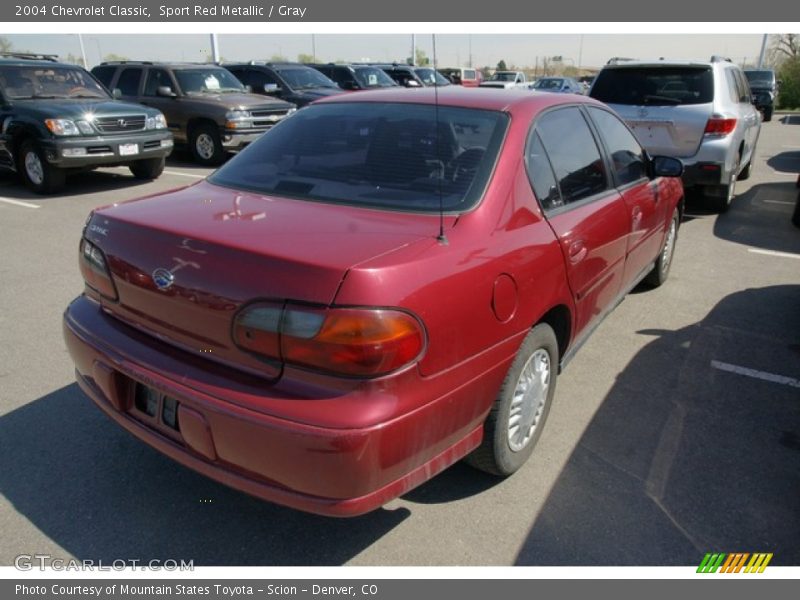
[[43, 132, 173, 168], [63, 295, 510, 516]]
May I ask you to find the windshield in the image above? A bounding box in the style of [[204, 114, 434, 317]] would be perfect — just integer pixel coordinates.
[[534, 78, 564, 90], [174, 68, 245, 94], [276, 67, 339, 90], [744, 70, 775, 87], [0, 66, 109, 100], [352, 67, 397, 88], [415, 68, 450, 86], [490, 72, 516, 82], [590, 66, 713, 106], [209, 102, 509, 213]]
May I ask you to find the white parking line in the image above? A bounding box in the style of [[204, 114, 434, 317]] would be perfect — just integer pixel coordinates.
[[164, 170, 206, 179], [747, 248, 800, 260], [711, 360, 800, 389], [0, 197, 40, 209]]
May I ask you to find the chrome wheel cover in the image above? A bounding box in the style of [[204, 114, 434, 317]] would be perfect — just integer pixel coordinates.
[[24, 150, 44, 186], [507, 348, 551, 452], [195, 133, 216, 160]]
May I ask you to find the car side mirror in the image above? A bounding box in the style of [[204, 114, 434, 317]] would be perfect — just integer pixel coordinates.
[[651, 156, 684, 178], [263, 83, 281, 94], [157, 85, 176, 98], [341, 81, 358, 91], [112, 88, 122, 99]]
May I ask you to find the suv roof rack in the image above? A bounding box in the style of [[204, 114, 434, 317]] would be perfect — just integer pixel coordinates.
[[0, 52, 59, 62], [606, 57, 637, 65], [100, 60, 154, 65], [710, 55, 732, 63]]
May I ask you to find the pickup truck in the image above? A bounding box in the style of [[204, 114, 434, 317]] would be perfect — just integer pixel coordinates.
[[480, 71, 528, 89]]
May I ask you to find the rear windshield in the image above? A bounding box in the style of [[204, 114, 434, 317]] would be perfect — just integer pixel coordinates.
[[209, 102, 509, 212], [590, 66, 713, 106]]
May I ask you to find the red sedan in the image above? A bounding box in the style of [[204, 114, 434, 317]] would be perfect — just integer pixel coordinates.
[[63, 88, 684, 516]]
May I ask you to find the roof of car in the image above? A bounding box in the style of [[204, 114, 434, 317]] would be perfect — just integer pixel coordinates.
[[97, 61, 226, 69], [315, 86, 602, 112], [603, 56, 733, 68], [0, 53, 72, 68]]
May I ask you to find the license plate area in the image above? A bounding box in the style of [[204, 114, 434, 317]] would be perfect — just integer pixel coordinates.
[[119, 143, 139, 156], [132, 382, 181, 434]]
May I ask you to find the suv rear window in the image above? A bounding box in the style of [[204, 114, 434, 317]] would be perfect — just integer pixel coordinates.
[[209, 102, 508, 212], [590, 66, 713, 106]]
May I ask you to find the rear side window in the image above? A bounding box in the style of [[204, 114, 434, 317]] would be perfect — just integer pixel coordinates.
[[533, 107, 608, 205], [590, 66, 713, 106], [587, 107, 647, 186], [209, 102, 509, 212], [525, 132, 563, 210]]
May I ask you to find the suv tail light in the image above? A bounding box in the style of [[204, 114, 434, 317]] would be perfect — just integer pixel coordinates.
[[704, 117, 737, 136], [79, 238, 118, 300], [233, 303, 425, 377]]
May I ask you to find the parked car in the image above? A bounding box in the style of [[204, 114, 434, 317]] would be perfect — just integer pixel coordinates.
[[91, 61, 295, 165], [743, 68, 778, 122], [438, 67, 483, 87], [532, 76, 583, 94], [0, 53, 172, 193], [480, 71, 529, 89], [308, 63, 398, 91], [375, 63, 451, 88], [224, 62, 345, 108], [63, 88, 684, 516], [590, 56, 761, 212]]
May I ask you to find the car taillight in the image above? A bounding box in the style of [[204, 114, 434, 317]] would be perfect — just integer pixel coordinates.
[[704, 117, 737, 136], [233, 303, 425, 377], [79, 238, 118, 300]]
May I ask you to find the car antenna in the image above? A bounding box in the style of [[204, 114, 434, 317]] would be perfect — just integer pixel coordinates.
[[433, 33, 448, 245]]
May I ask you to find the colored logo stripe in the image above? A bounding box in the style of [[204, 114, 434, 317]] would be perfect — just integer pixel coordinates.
[[697, 553, 773, 573]]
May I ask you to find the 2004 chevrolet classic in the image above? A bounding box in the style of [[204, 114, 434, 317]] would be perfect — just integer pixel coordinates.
[[64, 88, 684, 516]]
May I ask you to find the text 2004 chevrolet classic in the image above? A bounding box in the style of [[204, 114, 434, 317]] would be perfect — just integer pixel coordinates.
[[64, 88, 684, 516]]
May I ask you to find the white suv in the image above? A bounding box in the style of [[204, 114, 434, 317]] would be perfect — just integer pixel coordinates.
[[590, 56, 761, 212]]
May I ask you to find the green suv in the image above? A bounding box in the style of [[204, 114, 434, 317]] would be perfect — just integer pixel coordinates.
[[0, 53, 172, 193]]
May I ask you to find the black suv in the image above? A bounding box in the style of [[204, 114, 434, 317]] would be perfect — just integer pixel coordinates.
[[0, 53, 172, 193], [374, 64, 452, 87], [92, 61, 295, 165], [744, 69, 777, 122], [308, 63, 398, 91], [224, 62, 344, 108]]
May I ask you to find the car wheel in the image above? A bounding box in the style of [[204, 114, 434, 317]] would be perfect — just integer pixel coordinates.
[[129, 157, 166, 180], [739, 158, 753, 181], [17, 139, 66, 194], [465, 323, 558, 476], [763, 107, 773, 122], [645, 207, 679, 287], [189, 124, 224, 166], [710, 155, 739, 213]]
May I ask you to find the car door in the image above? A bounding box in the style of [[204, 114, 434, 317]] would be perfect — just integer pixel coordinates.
[[586, 106, 667, 286], [527, 106, 631, 337], [732, 68, 761, 166], [141, 68, 182, 141]]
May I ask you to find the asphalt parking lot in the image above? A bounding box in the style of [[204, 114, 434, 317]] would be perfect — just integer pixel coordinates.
[[1, 119, 798, 567]]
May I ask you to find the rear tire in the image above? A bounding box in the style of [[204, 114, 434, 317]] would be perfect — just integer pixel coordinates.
[[763, 107, 773, 122], [645, 207, 679, 287], [465, 323, 558, 476], [17, 139, 66, 194], [739, 159, 753, 181], [129, 156, 165, 180], [708, 155, 739, 213]]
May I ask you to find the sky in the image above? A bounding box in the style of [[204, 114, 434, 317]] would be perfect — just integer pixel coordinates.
[[0, 33, 771, 71]]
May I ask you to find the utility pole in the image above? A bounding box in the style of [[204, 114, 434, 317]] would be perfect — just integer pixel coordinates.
[[311, 34, 316, 62], [757, 33, 768, 68], [410, 34, 416, 66], [210, 33, 220, 63], [77, 34, 88, 68], [468, 34, 473, 68], [578, 34, 584, 72]]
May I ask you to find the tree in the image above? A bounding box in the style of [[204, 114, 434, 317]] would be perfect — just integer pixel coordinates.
[[406, 48, 430, 66], [269, 54, 288, 63], [777, 56, 800, 109], [103, 53, 129, 62], [297, 53, 315, 64], [497, 60, 507, 71], [0, 37, 12, 53]]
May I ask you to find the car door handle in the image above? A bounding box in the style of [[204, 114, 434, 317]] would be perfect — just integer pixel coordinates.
[[567, 240, 588, 264]]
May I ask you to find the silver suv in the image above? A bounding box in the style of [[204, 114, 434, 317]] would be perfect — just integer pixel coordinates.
[[590, 56, 761, 212]]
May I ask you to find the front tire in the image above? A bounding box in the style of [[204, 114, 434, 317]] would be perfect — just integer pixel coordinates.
[[645, 207, 679, 287], [129, 156, 165, 180], [189, 123, 224, 166], [763, 107, 773, 122], [17, 139, 66, 194], [465, 323, 558, 476]]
